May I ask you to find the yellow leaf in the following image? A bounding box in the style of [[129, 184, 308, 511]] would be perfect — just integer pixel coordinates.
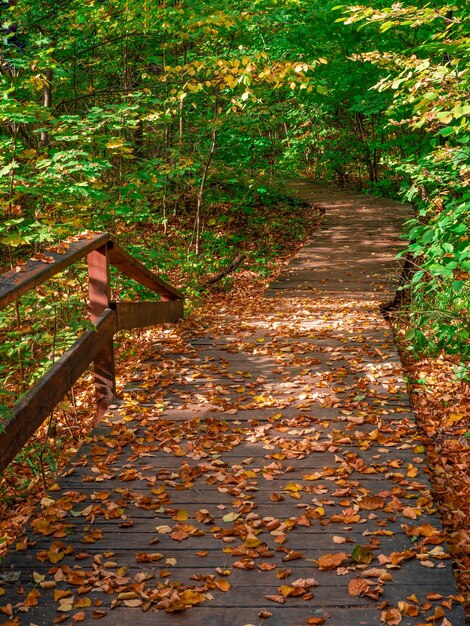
[[106, 138, 125, 149], [245, 535, 262, 548], [173, 510, 189, 521], [284, 483, 303, 492]]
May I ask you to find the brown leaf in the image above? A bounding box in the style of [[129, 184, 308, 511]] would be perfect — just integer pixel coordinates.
[[362, 568, 391, 580], [317, 553, 347, 570], [258, 562, 277, 571], [402, 507, 418, 519], [265, 594, 286, 604], [348, 578, 369, 597], [380, 607, 402, 625], [291, 578, 318, 589], [233, 559, 255, 570], [359, 496, 384, 510], [136, 552, 164, 562], [92, 610, 107, 619], [283, 550, 303, 562]]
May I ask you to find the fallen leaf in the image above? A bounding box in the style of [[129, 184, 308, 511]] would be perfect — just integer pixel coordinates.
[[136, 552, 164, 562], [359, 496, 384, 510], [265, 594, 285, 604], [380, 607, 402, 625], [351, 545, 373, 564], [348, 578, 369, 597], [317, 553, 347, 570]]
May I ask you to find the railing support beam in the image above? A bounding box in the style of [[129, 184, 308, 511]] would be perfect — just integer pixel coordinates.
[[87, 245, 116, 416]]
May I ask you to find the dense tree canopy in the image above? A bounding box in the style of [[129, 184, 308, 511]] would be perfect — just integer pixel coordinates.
[[0, 0, 469, 361]]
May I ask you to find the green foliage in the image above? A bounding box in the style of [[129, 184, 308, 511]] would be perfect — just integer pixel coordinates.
[[0, 0, 469, 376], [339, 1, 470, 358]]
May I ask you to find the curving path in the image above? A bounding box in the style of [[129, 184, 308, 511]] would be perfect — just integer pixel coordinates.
[[0, 184, 465, 625]]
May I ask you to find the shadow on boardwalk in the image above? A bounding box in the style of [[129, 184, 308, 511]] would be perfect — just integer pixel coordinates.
[[0, 184, 465, 625]]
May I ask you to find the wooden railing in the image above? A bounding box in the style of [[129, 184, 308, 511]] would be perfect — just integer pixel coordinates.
[[0, 233, 184, 472]]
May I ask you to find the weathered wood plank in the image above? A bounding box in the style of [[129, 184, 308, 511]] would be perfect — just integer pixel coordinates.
[[107, 242, 184, 300], [0, 582, 458, 610], [0, 606, 463, 626], [0, 233, 109, 311], [9, 560, 455, 589], [114, 300, 184, 330], [0, 309, 117, 472]]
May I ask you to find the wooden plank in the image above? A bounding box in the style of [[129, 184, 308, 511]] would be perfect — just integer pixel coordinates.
[[0, 606, 464, 626], [9, 605, 470, 626], [114, 300, 184, 330], [88, 246, 116, 414], [0, 232, 109, 312], [0, 309, 117, 472], [107, 242, 184, 301]]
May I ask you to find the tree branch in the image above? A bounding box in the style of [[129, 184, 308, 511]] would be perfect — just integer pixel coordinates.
[[200, 254, 246, 288]]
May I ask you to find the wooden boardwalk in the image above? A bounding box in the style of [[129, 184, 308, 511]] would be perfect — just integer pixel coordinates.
[[0, 184, 465, 625]]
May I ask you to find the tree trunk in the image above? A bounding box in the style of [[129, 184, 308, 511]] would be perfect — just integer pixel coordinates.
[[40, 68, 53, 146]]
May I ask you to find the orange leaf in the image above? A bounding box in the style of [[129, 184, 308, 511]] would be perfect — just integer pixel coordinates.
[[359, 496, 384, 510], [380, 607, 402, 625], [348, 578, 369, 597], [136, 552, 164, 562], [317, 552, 347, 570], [215, 580, 231, 592], [283, 550, 303, 562], [54, 590, 72, 602], [265, 594, 285, 604], [258, 562, 276, 571]]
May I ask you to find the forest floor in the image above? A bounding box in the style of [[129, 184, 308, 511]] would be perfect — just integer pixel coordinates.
[[0, 184, 468, 622]]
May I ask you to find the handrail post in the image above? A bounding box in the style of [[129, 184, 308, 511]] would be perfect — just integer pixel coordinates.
[[87, 245, 116, 417]]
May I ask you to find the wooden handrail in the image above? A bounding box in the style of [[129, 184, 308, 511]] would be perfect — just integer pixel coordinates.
[[0, 233, 184, 473], [0, 309, 117, 472], [0, 233, 110, 312], [107, 242, 184, 301]]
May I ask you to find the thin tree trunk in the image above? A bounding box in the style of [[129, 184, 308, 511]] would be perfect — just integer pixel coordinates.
[[40, 69, 53, 146], [194, 108, 218, 255]]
